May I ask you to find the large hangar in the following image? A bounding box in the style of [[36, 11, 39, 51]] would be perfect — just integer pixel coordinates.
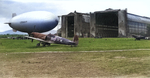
[[90, 9, 127, 37], [61, 9, 150, 38], [61, 11, 90, 38], [127, 13, 150, 37]]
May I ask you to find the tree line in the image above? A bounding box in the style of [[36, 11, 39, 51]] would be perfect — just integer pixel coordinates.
[[0, 34, 27, 38]]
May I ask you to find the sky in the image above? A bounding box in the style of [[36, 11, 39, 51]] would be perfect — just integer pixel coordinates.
[[0, 0, 150, 32]]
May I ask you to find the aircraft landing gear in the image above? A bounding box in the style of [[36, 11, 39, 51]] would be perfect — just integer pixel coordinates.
[[71, 45, 77, 47], [47, 43, 51, 46], [36, 42, 51, 47], [37, 43, 40, 47], [42, 42, 46, 47]]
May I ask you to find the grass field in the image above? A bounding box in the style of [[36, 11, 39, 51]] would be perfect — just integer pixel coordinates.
[[0, 38, 150, 52], [1, 50, 150, 77], [0, 38, 150, 77]]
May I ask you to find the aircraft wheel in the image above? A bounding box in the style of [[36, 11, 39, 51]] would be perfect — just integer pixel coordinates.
[[47, 43, 51, 46], [74, 45, 77, 47], [37, 43, 40, 46], [42, 43, 46, 47]]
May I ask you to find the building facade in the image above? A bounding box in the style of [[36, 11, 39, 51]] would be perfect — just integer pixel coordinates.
[[61, 11, 90, 38], [61, 9, 150, 38], [127, 13, 150, 37]]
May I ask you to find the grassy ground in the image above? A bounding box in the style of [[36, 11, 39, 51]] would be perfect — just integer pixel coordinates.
[[0, 38, 150, 77], [0, 50, 150, 77], [0, 38, 150, 52]]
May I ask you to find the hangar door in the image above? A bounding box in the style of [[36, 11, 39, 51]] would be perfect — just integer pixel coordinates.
[[95, 11, 118, 37], [67, 16, 74, 37], [61, 16, 74, 38]]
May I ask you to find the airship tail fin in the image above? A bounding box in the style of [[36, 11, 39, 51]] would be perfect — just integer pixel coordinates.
[[4, 22, 11, 26], [12, 13, 17, 18], [4, 22, 10, 24]]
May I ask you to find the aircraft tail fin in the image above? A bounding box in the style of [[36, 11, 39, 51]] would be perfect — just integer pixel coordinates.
[[4, 22, 11, 26], [12, 13, 17, 18], [4, 22, 10, 24]]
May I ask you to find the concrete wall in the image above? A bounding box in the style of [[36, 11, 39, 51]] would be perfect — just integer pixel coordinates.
[[90, 13, 96, 37], [61, 16, 67, 38], [118, 9, 128, 37]]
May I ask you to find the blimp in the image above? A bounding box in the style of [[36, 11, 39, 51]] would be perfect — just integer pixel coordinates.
[[5, 11, 59, 34]]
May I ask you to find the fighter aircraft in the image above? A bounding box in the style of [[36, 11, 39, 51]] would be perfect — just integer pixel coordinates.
[[25, 32, 76, 47], [5, 11, 77, 47], [132, 34, 149, 40]]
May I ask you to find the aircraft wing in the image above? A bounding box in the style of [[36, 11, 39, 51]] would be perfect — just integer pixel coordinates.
[[25, 36, 54, 43]]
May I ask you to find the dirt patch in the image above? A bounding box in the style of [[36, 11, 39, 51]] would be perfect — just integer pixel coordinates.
[[114, 56, 126, 59], [0, 53, 106, 78], [0, 53, 147, 78]]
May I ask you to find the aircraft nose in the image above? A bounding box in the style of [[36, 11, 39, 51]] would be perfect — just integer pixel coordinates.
[[60, 38, 75, 45], [55, 19, 58, 23]]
